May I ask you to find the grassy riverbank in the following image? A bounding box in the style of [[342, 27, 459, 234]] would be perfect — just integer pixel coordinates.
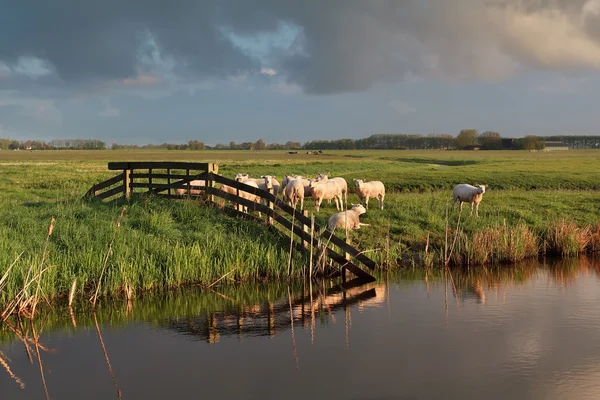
[[0, 149, 599, 303]]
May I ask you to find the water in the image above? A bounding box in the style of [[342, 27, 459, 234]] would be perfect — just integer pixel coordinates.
[[2, 258, 600, 399]]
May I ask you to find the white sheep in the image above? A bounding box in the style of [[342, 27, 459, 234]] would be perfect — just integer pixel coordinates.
[[175, 179, 205, 195], [317, 173, 348, 207], [236, 173, 280, 196], [327, 204, 370, 231], [452, 184, 487, 217], [354, 179, 385, 210], [260, 175, 280, 196], [309, 180, 343, 212], [284, 179, 305, 210], [219, 181, 260, 213]]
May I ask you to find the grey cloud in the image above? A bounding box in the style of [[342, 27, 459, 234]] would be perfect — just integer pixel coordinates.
[[2, 0, 600, 94]]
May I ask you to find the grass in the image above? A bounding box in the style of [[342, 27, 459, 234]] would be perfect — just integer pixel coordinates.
[[0, 149, 599, 303]]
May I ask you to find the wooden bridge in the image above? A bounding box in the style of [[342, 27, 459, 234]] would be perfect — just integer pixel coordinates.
[[85, 161, 376, 284]]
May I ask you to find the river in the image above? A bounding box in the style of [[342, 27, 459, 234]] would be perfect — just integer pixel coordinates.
[[2, 257, 600, 399]]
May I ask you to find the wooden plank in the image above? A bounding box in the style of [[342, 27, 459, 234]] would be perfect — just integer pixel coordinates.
[[324, 233, 377, 270], [205, 187, 265, 214], [132, 173, 206, 180], [208, 173, 277, 203], [108, 161, 210, 171], [97, 185, 125, 200], [89, 172, 125, 193]]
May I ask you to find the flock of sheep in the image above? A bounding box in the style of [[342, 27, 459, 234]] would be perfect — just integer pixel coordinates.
[[176, 173, 487, 231]]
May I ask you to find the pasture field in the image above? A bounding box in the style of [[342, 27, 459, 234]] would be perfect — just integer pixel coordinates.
[[0, 149, 599, 302]]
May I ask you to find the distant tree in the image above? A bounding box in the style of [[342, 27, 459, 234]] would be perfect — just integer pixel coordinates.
[[455, 129, 479, 149], [254, 139, 266, 150], [520, 135, 544, 150], [8, 140, 19, 150], [479, 131, 503, 150], [188, 140, 205, 150]]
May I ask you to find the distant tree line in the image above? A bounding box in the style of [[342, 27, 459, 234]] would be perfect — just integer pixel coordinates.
[[4, 132, 600, 152], [0, 138, 106, 150]]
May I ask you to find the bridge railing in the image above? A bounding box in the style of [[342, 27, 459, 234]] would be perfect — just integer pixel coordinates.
[[85, 162, 376, 283]]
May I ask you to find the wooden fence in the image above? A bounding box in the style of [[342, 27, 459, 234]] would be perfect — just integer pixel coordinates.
[[85, 161, 376, 283]]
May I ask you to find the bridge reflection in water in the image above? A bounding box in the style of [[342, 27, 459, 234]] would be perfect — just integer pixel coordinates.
[[167, 280, 387, 344]]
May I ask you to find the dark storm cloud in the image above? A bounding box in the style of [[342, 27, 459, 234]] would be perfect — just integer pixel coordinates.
[[2, 0, 600, 94]]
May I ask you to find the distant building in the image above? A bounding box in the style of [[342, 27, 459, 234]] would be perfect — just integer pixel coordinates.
[[501, 138, 517, 150], [543, 141, 569, 151]]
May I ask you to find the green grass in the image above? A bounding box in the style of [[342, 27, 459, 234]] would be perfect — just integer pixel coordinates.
[[1, 149, 600, 301]]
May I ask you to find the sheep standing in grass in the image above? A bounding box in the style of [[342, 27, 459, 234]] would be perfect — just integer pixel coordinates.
[[235, 173, 280, 196], [219, 181, 260, 213], [175, 180, 205, 196], [317, 173, 348, 207], [284, 179, 305, 210], [327, 204, 370, 231], [282, 175, 303, 200], [452, 184, 487, 217], [354, 179, 385, 210], [310, 180, 343, 212]]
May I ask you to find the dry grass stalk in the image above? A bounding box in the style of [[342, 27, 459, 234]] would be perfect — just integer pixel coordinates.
[[309, 214, 314, 277], [68, 278, 77, 307], [287, 287, 300, 371], [93, 312, 122, 399], [31, 322, 50, 400], [0, 252, 23, 294], [207, 264, 242, 289], [0, 350, 25, 389], [31, 217, 55, 318], [288, 209, 295, 276], [91, 207, 126, 308]]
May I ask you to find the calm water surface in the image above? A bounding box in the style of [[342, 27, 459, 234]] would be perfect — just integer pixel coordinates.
[[2, 258, 600, 400]]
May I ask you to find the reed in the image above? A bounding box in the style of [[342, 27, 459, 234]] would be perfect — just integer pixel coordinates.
[[544, 219, 590, 257]]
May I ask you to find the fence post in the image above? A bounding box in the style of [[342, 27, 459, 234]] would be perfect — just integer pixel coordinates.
[[167, 168, 171, 196], [123, 168, 130, 199], [148, 168, 153, 193], [186, 168, 191, 196], [303, 210, 309, 248], [207, 164, 216, 203], [267, 179, 274, 225]]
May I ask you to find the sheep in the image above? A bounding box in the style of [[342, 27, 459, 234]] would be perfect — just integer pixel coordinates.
[[354, 179, 385, 210], [452, 184, 487, 217], [260, 175, 281, 196], [284, 179, 305, 210], [219, 181, 260, 213], [236, 173, 280, 196], [309, 180, 343, 212], [316, 173, 348, 207], [175, 179, 205, 195], [327, 204, 370, 231]]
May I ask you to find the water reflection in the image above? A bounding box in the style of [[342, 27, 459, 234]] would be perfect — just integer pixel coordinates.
[[2, 257, 600, 400]]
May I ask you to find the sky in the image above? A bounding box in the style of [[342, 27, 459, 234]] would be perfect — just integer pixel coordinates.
[[2, 0, 600, 145]]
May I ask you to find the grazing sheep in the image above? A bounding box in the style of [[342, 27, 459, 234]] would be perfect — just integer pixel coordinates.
[[327, 204, 370, 231], [284, 179, 305, 210], [309, 180, 343, 212], [175, 179, 205, 195], [452, 184, 487, 217], [317, 173, 348, 206], [219, 181, 260, 213], [354, 179, 385, 210]]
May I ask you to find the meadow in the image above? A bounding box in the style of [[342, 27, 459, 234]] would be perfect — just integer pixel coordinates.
[[1, 148, 599, 304]]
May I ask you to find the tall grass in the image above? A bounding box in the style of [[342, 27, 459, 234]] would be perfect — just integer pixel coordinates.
[[0, 197, 308, 303]]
